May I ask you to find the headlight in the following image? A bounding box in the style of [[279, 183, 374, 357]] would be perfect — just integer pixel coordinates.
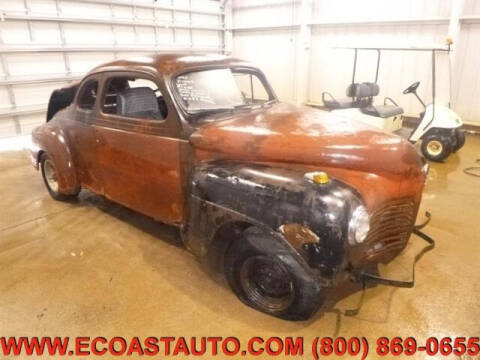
[[348, 206, 370, 245]]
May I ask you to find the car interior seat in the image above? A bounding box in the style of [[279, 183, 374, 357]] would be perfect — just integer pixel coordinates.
[[103, 78, 129, 114], [157, 97, 168, 118], [117, 87, 164, 120]]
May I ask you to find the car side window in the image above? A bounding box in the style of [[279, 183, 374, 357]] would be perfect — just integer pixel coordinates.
[[102, 76, 167, 121], [77, 79, 99, 110]]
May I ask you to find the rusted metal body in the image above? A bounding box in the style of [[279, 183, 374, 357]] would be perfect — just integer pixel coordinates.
[[30, 54, 428, 319]]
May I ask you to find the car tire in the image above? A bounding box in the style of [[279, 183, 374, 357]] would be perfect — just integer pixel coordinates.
[[453, 129, 466, 152], [421, 134, 452, 162], [40, 153, 79, 201], [225, 227, 325, 321]]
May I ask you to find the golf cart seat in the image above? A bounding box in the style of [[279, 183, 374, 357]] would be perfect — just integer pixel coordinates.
[[351, 82, 403, 118], [322, 95, 355, 109], [322, 84, 361, 110], [362, 104, 403, 118]]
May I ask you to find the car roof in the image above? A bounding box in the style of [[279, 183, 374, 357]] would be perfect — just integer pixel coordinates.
[[86, 53, 254, 77]]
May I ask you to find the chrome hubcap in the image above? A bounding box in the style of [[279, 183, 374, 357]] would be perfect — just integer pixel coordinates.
[[44, 159, 59, 193], [427, 140, 443, 156]]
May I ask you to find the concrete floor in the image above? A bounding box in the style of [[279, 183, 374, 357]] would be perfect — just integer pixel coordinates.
[[1, 135, 479, 359]]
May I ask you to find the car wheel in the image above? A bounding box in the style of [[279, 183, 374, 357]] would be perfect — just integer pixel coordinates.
[[40, 153, 79, 201], [225, 228, 325, 320], [453, 129, 466, 152], [421, 134, 452, 162]]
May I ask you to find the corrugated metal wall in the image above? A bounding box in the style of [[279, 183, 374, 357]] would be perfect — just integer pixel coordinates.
[[232, 1, 300, 102], [0, 0, 224, 138], [2, 0, 479, 137], [232, 0, 480, 126]]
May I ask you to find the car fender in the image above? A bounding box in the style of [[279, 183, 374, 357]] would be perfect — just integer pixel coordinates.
[[184, 193, 331, 291], [31, 121, 79, 194], [183, 161, 363, 283]]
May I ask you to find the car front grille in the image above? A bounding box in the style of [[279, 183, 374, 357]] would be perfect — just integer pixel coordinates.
[[362, 198, 416, 263]]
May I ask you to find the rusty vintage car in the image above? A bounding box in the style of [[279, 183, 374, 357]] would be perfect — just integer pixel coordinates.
[[30, 54, 433, 320]]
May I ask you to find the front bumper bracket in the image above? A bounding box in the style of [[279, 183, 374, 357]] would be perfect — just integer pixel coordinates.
[[345, 212, 435, 316], [357, 227, 435, 288]]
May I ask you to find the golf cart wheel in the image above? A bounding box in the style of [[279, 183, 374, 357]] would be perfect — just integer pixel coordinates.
[[225, 228, 325, 320], [40, 153, 79, 201], [421, 134, 452, 162], [453, 129, 466, 152]]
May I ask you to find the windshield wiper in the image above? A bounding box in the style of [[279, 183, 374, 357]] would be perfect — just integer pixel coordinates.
[[191, 107, 233, 114], [262, 99, 277, 106], [190, 101, 277, 121], [234, 103, 253, 109], [189, 107, 234, 120], [235, 100, 277, 110]]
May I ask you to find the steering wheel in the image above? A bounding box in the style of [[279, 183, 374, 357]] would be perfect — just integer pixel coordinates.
[[403, 81, 420, 94]]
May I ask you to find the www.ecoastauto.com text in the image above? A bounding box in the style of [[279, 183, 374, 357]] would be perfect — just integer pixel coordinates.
[[1, 336, 479, 358]]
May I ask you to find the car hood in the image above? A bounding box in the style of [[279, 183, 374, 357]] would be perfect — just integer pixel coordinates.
[[190, 102, 424, 178]]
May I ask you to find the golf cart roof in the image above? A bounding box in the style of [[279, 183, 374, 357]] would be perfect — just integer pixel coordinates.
[[333, 45, 450, 52], [335, 44, 452, 104]]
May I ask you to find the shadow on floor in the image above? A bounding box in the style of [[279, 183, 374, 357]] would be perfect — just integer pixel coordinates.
[[78, 190, 183, 249], [75, 189, 401, 333]]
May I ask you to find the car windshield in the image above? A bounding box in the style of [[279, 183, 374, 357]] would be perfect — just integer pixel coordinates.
[[174, 68, 273, 114]]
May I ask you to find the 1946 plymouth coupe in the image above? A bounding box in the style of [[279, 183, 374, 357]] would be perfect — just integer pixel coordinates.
[[30, 54, 433, 320]]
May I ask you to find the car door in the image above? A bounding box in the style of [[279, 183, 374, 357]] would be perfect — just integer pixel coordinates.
[[63, 75, 104, 194], [92, 71, 187, 224]]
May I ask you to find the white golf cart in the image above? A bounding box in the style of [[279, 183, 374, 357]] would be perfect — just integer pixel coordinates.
[[322, 46, 465, 162]]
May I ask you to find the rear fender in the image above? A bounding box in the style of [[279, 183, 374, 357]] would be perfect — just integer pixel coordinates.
[[32, 122, 79, 194]]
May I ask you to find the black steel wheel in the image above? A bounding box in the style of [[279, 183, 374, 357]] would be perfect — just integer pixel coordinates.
[[225, 227, 325, 320], [238, 255, 295, 313], [421, 134, 452, 162], [453, 129, 466, 152], [40, 153, 79, 201]]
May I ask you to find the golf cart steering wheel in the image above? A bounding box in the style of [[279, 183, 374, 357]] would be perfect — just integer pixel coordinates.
[[403, 81, 420, 94]]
